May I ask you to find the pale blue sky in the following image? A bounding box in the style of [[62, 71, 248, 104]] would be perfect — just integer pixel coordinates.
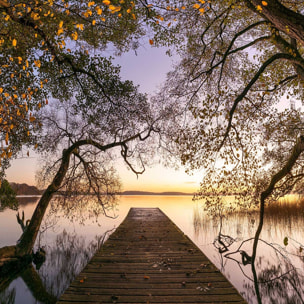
[[6, 45, 202, 193]]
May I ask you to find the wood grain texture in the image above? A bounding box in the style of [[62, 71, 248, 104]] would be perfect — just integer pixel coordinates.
[[57, 208, 247, 304]]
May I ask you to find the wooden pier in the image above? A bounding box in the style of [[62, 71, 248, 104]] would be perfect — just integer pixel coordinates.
[[57, 208, 247, 303]]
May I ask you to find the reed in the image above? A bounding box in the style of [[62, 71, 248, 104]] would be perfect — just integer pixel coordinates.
[[265, 195, 304, 218]]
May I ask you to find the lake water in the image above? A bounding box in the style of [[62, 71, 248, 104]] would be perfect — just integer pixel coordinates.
[[1, 195, 304, 303]]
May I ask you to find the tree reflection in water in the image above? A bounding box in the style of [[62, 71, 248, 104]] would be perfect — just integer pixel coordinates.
[[225, 237, 304, 304], [0, 288, 15, 304], [0, 229, 109, 303], [193, 198, 304, 304], [0, 195, 116, 303], [38, 229, 106, 298]]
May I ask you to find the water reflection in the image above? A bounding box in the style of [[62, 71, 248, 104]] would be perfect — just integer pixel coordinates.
[[38, 230, 105, 298], [1, 195, 304, 303], [0, 288, 15, 304], [1, 228, 106, 304], [0, 196, 113, 304], [193, 198, 304, 303]]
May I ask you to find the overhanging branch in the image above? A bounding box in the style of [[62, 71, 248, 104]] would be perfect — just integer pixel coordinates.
[[220, 52, 302, 150]]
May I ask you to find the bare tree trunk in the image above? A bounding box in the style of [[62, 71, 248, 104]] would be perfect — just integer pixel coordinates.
[[16, 148, 71, 256], [20, 265, 57, 303], [250, 135, 304, 304]]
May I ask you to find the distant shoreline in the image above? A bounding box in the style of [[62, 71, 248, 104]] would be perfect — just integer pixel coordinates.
[[121, 191, 194, 196], [10, 182, 194, 196], [16, 192, 194, 197]]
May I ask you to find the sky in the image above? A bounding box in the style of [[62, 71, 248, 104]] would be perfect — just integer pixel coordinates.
[[6, 45, 203, 193]]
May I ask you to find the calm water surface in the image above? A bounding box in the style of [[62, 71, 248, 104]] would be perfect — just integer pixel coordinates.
[[0, 195, 304, 303]]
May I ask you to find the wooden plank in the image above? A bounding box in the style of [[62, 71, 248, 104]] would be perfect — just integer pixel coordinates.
[[57, 208, 247, 304]]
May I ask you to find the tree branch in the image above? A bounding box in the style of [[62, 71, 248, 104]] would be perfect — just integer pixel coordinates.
[[220, 53, 303, 150]]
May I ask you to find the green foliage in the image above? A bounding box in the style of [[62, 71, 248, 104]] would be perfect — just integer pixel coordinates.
[[0, 179, 18, 211]]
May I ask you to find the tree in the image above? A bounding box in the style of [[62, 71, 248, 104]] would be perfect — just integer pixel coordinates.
[[0, 179, 18, 211], [95, 0, 304, 301], [150, 1, 304, 302], [153, 1, 304, 209], [0, 54, 165, 259], [0, 0, 180, 262], [0, 0, 178, 170]]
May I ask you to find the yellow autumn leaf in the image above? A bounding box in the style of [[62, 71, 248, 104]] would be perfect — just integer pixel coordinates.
[[57, 28, 64, 35], [72, 31, 78, 40], [92, 20, 96, 25], [193, 3, 200, 9], [109, 5, 121, 13], [76, 24, 84, 30], [256, 5, 262, 11], [96, 7, 103, 15], [261, 1, 268, 5], [88, 1, 95, 7], [84, 9, 92, 17], [12, 39, 17, 47], [34, 60, 41, 68], [103, 0, 110, 5]]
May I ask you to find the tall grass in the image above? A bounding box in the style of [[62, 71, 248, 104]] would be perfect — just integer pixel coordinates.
[[265, 195, 304, 217], [193, 195, 304, 237]]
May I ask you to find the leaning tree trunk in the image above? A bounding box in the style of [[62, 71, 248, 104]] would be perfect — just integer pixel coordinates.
[[247, 0, 304, 46], [251, 135, 304, 304], [16, 148, 72, 256]]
